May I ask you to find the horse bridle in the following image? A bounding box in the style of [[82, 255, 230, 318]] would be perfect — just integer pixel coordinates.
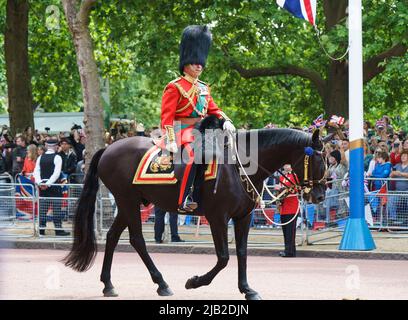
[[232, 133, 327, 203], [277, 146, 328, 195]]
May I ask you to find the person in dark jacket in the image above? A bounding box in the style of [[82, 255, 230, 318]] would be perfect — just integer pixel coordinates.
[[69, 127, 85, 162], [58, 138, 77, 177], [0, 145, 7, 174], [33, 138, 70, 236], [154, 206, 184, 243], [12, 136, 27, 177]]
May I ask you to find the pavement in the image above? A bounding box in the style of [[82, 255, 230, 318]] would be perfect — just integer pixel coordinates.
[[1, 227, 408, 260], [1, 248, 408, 300]]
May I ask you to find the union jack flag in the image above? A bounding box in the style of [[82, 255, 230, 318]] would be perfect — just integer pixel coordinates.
[[276, 0, 317, 26], [312, 114, 326, 128], [308, 114, 326, 132]]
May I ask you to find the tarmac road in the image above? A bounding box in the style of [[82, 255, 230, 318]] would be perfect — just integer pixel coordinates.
[[1, 249, 407, 300]]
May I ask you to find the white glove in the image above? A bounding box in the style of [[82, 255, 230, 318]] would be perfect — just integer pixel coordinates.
[[223, 120, 236, 134], [166, 141, 178, 153]]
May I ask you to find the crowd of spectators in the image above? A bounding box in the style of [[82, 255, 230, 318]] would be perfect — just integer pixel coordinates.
[[0, 124, 86, 181], [1, 115, 407, 188], [318, 115, 408, 193], [262, 114, 408, 227], [0, 120, 153, 182], [309, 115, 408, 226], [1, 114, 408, 229]]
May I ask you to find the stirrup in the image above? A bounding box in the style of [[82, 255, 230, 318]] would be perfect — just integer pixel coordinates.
[[178, 193, 198, 213], [178, 202, 198, 213]]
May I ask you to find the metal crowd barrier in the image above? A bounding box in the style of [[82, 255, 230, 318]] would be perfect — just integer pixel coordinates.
[[1, 176, 408, 246], [0, 182, 36, 238], [364, 177, 408, 233], [98, 187, 234, 244], [305, 177, 408, 245]]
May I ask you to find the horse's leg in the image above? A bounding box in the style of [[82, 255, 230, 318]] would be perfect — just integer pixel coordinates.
[[185, 217, 229, 289], [100, 213, 127, 297], [121, 199, 173, 296], [233, 214, 262, 300]]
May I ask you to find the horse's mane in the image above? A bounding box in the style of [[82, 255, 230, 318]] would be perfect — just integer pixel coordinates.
[[243, 128, 312, 149]]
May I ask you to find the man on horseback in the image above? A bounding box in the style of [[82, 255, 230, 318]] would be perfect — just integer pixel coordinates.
[[161, 25, 236, 213]]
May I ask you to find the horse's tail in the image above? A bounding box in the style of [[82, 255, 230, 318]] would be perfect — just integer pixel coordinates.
[[63, 148, 106, 272]]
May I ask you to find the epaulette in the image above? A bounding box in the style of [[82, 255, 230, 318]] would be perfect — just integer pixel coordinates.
[[169, 77, 182, 84], [162, 77, 182, 95]]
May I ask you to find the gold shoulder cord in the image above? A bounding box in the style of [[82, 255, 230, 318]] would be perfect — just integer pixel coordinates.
[[173, 82, 206, 117], [173, 82, 195, 113], [164, 125, 175, 143]]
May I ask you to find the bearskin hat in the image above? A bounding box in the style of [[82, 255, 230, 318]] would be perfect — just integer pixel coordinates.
[[179, 25, 212, 75]]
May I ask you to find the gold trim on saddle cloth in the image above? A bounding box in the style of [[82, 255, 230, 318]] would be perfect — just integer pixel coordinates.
[[133, 145, 177, 184], [204, 159, 218, 181], [132, 145, 219, 185]]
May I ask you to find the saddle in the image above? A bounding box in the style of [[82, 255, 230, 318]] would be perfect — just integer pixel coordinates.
[[133, 115, 225, 185], [132, 144, 218, 185]]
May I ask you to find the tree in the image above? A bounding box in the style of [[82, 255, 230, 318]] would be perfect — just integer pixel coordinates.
[[29, 1, 82, 113], [4, 0, 34, 135], [219, 0, 407, 118], [102, 1, 407, 127], [4, 1, 404, 132], [62, 0, 104, 165]]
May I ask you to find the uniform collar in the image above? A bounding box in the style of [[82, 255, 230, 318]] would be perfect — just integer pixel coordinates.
[[182, 74, 199, 84]]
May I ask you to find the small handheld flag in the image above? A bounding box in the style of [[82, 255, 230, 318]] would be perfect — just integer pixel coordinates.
[[312, 114, 326, 128], [308, 114, 326, 132], [330, 115, 345, 126], [276, 0, 317, 26]]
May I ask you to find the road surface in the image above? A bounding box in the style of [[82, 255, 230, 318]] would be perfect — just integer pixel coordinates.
[[1, 249, 407, 300]]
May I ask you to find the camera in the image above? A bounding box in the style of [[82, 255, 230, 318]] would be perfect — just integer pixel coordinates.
[[394, 143, 400, 148]]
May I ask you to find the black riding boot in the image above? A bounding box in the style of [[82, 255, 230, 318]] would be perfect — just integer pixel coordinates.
[[178, 164, 198, 213]]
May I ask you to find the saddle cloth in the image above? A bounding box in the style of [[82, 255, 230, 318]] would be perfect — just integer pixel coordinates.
[[132, 145, 218, 185]]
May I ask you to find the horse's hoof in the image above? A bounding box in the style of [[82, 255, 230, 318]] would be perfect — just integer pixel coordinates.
[[157, 286, 174, 296], [103, 288, 119, 297], [245, 292, 262, 300], [185, 276, 199, 290]]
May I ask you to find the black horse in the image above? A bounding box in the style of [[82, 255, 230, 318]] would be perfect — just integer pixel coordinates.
[[63, 125, 326, 300]]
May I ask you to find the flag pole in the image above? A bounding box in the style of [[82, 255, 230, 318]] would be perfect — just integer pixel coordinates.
[[339, 0, 375, 250]]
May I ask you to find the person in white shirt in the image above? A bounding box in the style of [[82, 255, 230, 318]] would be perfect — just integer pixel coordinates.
[[33, 138, 70, 236]]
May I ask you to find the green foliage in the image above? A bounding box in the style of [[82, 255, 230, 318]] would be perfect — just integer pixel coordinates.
[[2, 0, 406, 130], [110, 72, 160, 128], [29, 1, 82, 112]]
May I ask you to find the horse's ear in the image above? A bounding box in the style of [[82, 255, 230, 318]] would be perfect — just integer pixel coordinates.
[[311, 129, 323, 150], [312, 129, 320, 145]]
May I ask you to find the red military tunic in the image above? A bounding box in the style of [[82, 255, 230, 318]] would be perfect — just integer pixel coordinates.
[[160, 74, 230, 146], [279, 174, 300, 215]]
